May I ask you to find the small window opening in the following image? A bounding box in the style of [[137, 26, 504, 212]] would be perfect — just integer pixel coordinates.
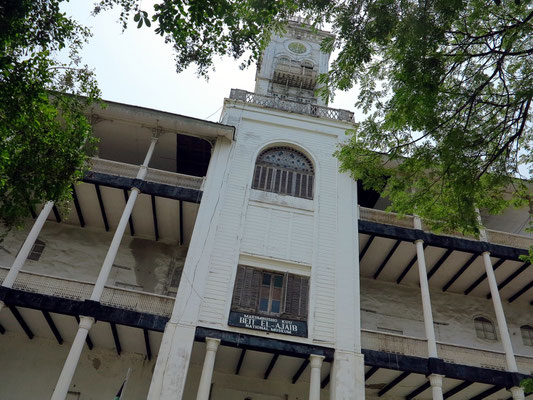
[[474, 317, 497, 340], [27, 239, 45, 261], [521, 325, 533, 346]]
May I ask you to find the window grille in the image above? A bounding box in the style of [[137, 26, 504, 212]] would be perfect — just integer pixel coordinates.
[[474, 317, 497, 340], [252, 147, 314, 199], [521, 325, 533, 346], [27, 239, 45, 261], [231, 265, 309, 320]]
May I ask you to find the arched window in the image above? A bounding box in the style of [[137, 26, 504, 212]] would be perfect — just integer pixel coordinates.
[[521, 325, 533, 346], [474, 317, 497, 340], [252, 147, 314, 199]]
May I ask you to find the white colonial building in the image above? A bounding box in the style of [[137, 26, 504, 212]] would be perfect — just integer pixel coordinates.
[[0, 20, 532, 400]]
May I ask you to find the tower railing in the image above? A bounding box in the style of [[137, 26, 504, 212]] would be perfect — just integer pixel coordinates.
[[229, 89, 355, 122]]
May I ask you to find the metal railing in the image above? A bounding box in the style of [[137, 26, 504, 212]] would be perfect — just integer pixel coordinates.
[[89, 157, 204, 190], [229, 89, 355, 122], [359, 206, 533, 250], [362, 329, 522, 371], [0, 267, 174, 317]]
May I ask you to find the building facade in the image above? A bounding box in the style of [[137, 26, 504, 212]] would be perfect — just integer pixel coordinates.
[[0, 21, 532, 400]]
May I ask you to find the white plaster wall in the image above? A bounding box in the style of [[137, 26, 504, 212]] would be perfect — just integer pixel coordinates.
[[361, 278, 533, 372], [0, 221, 187, 295], [241, 201, 314, 264], [0, 332, 154, 400], [198, 104, 353, 346]]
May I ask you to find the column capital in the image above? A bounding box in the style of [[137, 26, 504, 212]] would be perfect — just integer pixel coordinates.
[[78, 316, 95, 330], [413, 215, 423, 230], [428, 374, 444, 387], [205, 337, 221, 352], [510, 386, 525, 400], [415, 238, 424, 244], [310, 354, 325, 368]]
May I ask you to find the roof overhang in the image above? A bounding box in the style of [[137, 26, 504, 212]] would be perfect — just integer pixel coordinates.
[[89, 99, 235, 141]]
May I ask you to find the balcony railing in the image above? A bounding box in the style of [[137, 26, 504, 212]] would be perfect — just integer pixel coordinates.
[[0, 267, 174, 317], [89, 157, 204, 190], [229, 89, 355, 122], [359, 206, 533, 250], [361, 329, 533, 372]]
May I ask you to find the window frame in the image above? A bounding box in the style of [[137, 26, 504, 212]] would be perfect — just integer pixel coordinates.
[[474, 316, 497, 340], [521, 325, 533, 346], [27, 239, 45, 261], [258, 271, 285, 316], [231, 265, 309, 321], [252, 146, 314, 200]]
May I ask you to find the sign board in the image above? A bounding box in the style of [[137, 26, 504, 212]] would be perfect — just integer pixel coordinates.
[[228, 311, 307, 337]]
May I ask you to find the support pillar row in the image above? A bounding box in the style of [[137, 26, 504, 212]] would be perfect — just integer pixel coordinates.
[[51, 135, 159, 400]]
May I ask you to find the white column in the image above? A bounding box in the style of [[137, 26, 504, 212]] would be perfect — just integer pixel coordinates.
[[414, 217, 444, 400], [50, 317, 94, 400], [196, 338, 220, 400], [415, 238, 439, 359], [51, 136, 159, 400], [309, 355, 325, 400], [482, 251, 519, 372], [90, 187, 139, 300], [147, 138, 233, 400], [510, 386, 525, 400], [91, 135, 158, 301], [331, 172, 364, 399], [429, 374, 444, 400], [3, 201, 54, 288], [0, 201, 54, 312]]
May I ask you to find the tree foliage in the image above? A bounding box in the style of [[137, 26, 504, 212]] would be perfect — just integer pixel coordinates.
[[0, 0, 100, 228], [95, 0, 532, 240]]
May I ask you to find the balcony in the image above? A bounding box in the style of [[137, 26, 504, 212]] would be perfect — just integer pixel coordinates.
[[272, 61, 318, 90], [229, 89, 355, 122], [362, 329, 533, 375], [0, 267, 174, 317], [89, 157, 204, 191], [358, 206, 533, 250]]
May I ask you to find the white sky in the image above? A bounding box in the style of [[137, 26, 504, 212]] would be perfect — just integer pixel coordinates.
[[58, 4, 531, 175], [60, 2, 361, 123]]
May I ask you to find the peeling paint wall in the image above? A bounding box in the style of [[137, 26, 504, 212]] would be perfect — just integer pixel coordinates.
[[361, 278, 533, 373], [0, 332, 154, 400], [0, 222, 187, 296]]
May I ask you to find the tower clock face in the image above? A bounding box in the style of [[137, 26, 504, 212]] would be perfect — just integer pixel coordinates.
[[288, 42, 307, 54]]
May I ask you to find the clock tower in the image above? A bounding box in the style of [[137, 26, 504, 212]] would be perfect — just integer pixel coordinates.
[[254, 19, 334, 106]]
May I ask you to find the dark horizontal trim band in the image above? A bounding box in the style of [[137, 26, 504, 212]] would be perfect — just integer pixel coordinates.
[[2, 287, 529, 388], [362, 349, 527, 387], [195, 326, 335, 361], [0, 287, 168, 332], [83, 171, 202, 203], [358, 220, 528, 261]]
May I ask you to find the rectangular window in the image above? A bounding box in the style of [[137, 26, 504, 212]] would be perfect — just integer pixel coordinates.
[[26, 239, 45, 261], [231, 265, 309, 321]]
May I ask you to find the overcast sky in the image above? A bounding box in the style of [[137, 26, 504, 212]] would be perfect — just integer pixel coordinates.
[[60, 2, 361, 123]]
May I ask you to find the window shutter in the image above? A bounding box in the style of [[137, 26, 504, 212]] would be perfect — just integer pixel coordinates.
[[281, 273, 289, 314], [284, 274, 309, 320], [232, 266, 262, 312]]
